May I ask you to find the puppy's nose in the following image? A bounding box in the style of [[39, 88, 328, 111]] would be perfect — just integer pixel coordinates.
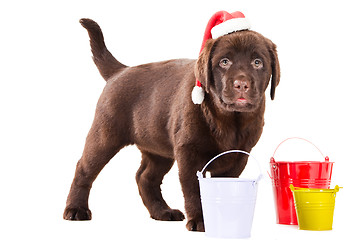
[[234, 79, 250, 92]]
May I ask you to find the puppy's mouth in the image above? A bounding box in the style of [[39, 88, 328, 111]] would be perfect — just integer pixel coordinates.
[[219, 96, 257, 112], [237, 97, 247, 103]]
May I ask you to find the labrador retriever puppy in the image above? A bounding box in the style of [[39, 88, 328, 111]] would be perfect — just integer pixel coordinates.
[[63, 17, 280, 232]]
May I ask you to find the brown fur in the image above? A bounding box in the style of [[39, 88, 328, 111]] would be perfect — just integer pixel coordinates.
[[63, 18, 280, 231]]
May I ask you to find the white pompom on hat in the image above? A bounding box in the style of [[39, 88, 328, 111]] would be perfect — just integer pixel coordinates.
[[192, 11, 251, 105]]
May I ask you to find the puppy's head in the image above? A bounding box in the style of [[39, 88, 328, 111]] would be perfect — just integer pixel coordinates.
[[195, 30, 280, 112]]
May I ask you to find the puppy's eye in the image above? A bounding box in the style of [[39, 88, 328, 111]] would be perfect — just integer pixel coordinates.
[[251, 59, 263, 69], [219, 58, 231, 68]]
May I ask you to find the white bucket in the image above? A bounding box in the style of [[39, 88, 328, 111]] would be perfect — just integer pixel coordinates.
[[197, 150, 263, 239]]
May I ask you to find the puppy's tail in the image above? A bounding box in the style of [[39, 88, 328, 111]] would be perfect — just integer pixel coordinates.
[[80, 18, 127, 81]]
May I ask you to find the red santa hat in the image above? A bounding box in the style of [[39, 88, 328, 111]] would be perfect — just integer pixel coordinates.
[[191, 11, 251, 104]]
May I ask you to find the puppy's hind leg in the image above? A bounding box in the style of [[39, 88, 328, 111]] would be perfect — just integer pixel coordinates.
[[136, 151, 185, 221], [63, 116, 128, 220]]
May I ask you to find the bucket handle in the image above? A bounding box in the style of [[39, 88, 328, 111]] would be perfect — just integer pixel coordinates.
[[197, 150, 263, 183], [271, 137, 329, 163], [290, 184, 342, 193]]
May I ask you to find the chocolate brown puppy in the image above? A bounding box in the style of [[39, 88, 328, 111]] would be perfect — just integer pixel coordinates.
[[63, 18, 280, 232]]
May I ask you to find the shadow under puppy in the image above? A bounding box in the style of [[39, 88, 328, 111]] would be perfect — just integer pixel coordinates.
[[63, 11, 280, 232]]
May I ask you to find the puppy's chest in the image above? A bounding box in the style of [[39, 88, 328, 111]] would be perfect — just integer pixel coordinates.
[[211, 118, 260, 150], [215, 127, 249, 150]]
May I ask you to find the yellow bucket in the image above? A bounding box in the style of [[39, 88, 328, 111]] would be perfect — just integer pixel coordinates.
[[290, 184, 341, 230]]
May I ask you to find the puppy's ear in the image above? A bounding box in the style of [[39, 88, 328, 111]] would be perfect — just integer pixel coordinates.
[[195, 39, 216, 93], [268, 41, 280, 100]]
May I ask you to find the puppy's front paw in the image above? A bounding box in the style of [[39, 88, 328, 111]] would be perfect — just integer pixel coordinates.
[[63, 206, 92, 220], [151, 208, 185, 221], [186, 217, 205, 232]]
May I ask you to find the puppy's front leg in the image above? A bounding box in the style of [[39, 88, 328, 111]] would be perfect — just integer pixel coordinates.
[[176, 148, 205, 232]]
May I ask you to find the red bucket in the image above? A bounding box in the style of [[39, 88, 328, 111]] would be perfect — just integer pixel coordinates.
[[269, 137, 333, 225]]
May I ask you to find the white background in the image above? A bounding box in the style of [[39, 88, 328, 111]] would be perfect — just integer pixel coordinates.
[[0, 0, 359, 239]]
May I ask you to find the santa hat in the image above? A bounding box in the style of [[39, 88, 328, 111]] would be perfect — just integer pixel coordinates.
[[191, 11, 251, 104]]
